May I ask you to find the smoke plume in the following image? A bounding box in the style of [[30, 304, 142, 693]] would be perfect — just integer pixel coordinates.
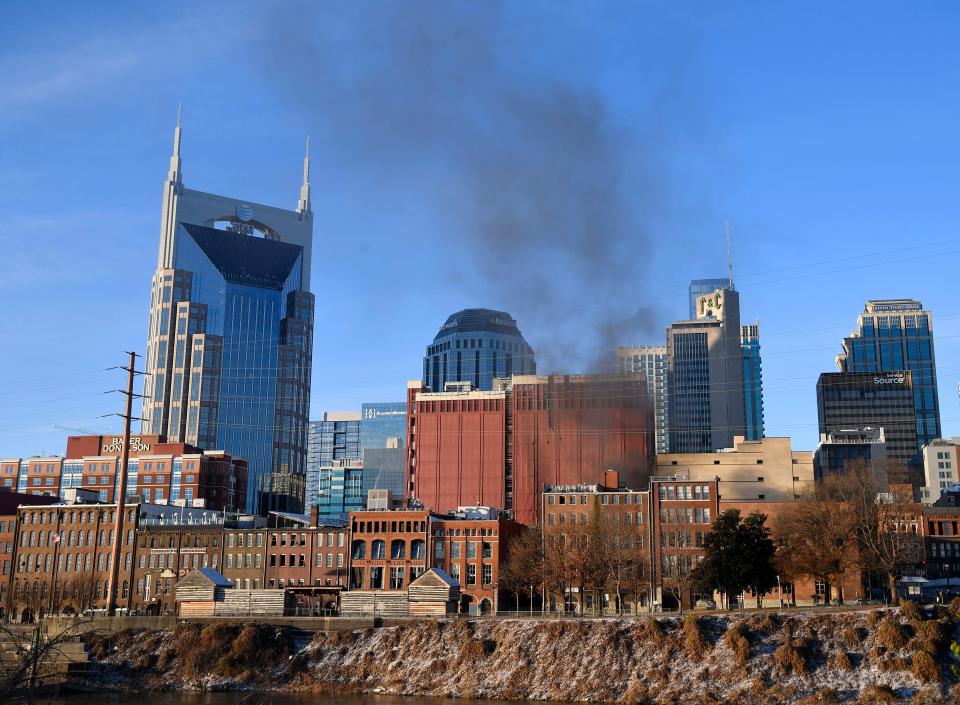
[[256, 1, 703, 373]]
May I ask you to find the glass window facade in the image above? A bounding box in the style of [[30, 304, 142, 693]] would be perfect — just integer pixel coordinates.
[[422, 308, 535, 392], [741, 323, 764, 441], [836, 301, 940, 453], [617, 345, 668, 453]]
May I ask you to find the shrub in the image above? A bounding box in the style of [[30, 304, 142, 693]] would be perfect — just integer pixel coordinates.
[[913, 619, 949, 654], [839, 624, 863, 650], [868, 609, 886, 626], [900, 599, 923, 624], [910, 651, 940, 683], [949, 597, 960, 621], [773, 642, 807, 675], [860, 684, 897, 704], [683, 616, 708, 657], [834, 651, 853, 671], [875, 618, 909, 651], [723, 622, 751, 666]]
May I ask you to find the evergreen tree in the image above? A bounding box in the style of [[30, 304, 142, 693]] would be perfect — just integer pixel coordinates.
[[694, 509, 777, 608]]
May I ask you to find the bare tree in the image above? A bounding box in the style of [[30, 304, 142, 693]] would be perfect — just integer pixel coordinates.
[[0, 619, 93, 698], [776, 478, 857, 605], [835, 462, 923, 605], [499, 527, 545, 611], [659, 505, 699, 613]]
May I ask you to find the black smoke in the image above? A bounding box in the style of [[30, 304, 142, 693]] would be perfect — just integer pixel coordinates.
[[255, 1, 708, 373]]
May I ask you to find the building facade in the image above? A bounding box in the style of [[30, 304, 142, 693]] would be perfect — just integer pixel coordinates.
[[141, 116, 314, 513], [667, 288, 746, 453], [741, 322, 765, 441], [305, 413, 362, 509], [919, 439, 960, 505], [407, 374, 654, 526], [422, 308, 536, 393], [835, 299, 940, 452], [816, 371, 919, 475], [689, 278, 730, 319], [2, 435, 248, 512], [656, 436, 814, 503], [617, 345, 668, 454], [814, 427, 888, 482], [360, 402, 407, 451]]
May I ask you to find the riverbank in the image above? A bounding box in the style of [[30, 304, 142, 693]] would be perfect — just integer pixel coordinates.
[[82, 603, 960, 704]]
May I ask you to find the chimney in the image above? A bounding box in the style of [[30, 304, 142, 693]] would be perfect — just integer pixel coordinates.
[[601, 469, 621, 491], [309, 503, 319, 528]]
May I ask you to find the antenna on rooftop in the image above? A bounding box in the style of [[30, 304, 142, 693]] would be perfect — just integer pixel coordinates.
[[726, 221, 734, 290]]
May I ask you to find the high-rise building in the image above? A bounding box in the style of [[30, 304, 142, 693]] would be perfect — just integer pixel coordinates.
[[741, 322, 765, 441], [423, 308, 536, 392], [617, 345, 668, 453], [836, 299, 940, 452], [141, 114, 314, 513], [307, 458, 365, 518], [689, 278, 730, 319], [360, 402, 407, 451], [667, 288, 746, 453], [816, 371, 918, 473], [407, 374, 653, 525]]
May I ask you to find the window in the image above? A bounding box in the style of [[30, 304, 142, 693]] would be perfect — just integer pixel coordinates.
[[482, 564, 492, 585], [482, 541, 492, 558], [371, 540, 386, 559], [411, 539, 425, 559], [389, 566, 404, 589], [466, 564, 476, 585], [352, 540, 366, 560], [391, 539, 405, 560], [466, 541, 477, 559]]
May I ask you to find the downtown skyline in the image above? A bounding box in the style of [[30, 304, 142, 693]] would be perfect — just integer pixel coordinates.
[[2, 2, 959, 459]]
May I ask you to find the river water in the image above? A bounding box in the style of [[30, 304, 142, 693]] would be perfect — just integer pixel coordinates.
[[30, 694, 528, 705]]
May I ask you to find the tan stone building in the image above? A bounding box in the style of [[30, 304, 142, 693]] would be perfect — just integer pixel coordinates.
[[656, 436, 814, 502]]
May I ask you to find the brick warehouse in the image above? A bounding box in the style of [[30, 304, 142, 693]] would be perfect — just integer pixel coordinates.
[[407, 373, 654, 525]]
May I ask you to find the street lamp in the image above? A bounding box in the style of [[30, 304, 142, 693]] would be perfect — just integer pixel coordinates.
[[776, 574, 782, 610]]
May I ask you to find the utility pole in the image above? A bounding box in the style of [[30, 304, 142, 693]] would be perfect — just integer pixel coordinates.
[[105, 351, 145, 616]]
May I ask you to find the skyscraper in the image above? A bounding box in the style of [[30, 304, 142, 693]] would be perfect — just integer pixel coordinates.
[[667, 287, 746, 453], [617, 345, 668, 453], [689, 278, 731, 319], [835, 299, 940, 452], [741, 322, 765, 441], [423, 308, 535, 392], [142, 113, 315, 513], [816, 371, 918, 473]]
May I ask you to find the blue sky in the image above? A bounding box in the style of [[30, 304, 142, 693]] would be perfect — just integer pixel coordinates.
[[1, 1, 958, 457]]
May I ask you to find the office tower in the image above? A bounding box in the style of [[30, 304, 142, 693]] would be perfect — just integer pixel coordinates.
[[305, 412, 362, 508], [142, 114, 314, 513], [836, 299, 940, 452], [667, 288, 746, 453], [617, 345, 668, 453], [816, 371, 918, 473], [689, 278, 730, 319], [741, 322, 765, 441], [308, 458, 365, 518], [360, 402, 407, 451], [423, 308, 536, 392], [406, 373, 653, 525]]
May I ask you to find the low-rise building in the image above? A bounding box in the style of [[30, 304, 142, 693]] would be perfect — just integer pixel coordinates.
[[656, 436, 813, 502], [919, 439, 960, 505]]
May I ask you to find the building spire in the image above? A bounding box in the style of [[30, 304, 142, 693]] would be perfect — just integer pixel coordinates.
[[726, 221, 734, 290], [168, 103, 183, 186], [298, 135, 311, 213]]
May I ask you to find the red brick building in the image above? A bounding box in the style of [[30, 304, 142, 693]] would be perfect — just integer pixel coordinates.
[[407, 374, 654, 525], [348, 508, 519, 613], [0, 492, 59, 617], [1, 435, 248, 512]]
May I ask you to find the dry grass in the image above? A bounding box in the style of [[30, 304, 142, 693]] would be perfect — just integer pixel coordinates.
[[744, 612, 778, 635], [910, 651, 940, 683], [683, 615, 708, 657], [875, 617, 909, 651], [838, 624, 863, 651], [949, 596, 960, 621], [723, 622, 751, 666], [900, 599, 923, 624], [860, 684, 898, 704], [877, 655, 909, 672], [833, 651, 853, 671], [773, 641, 807, 675], [867, 609, 886, 626]]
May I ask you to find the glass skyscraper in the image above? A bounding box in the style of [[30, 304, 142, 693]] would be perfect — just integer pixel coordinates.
[[741, 323, 765, 441], [667, 288, 746, 453], [617, 345, 668, 453], [835, 299, 940, 452], [142, 115, 315, 513], [423, 308, 535, 392], [360, 402, 407, 451]]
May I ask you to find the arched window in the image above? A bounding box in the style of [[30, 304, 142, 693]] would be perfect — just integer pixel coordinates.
[[411, 539, 426, 559], [371, 540, 386, 560], [390, 539, 406, 560], [351, 540, 366, 560]]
